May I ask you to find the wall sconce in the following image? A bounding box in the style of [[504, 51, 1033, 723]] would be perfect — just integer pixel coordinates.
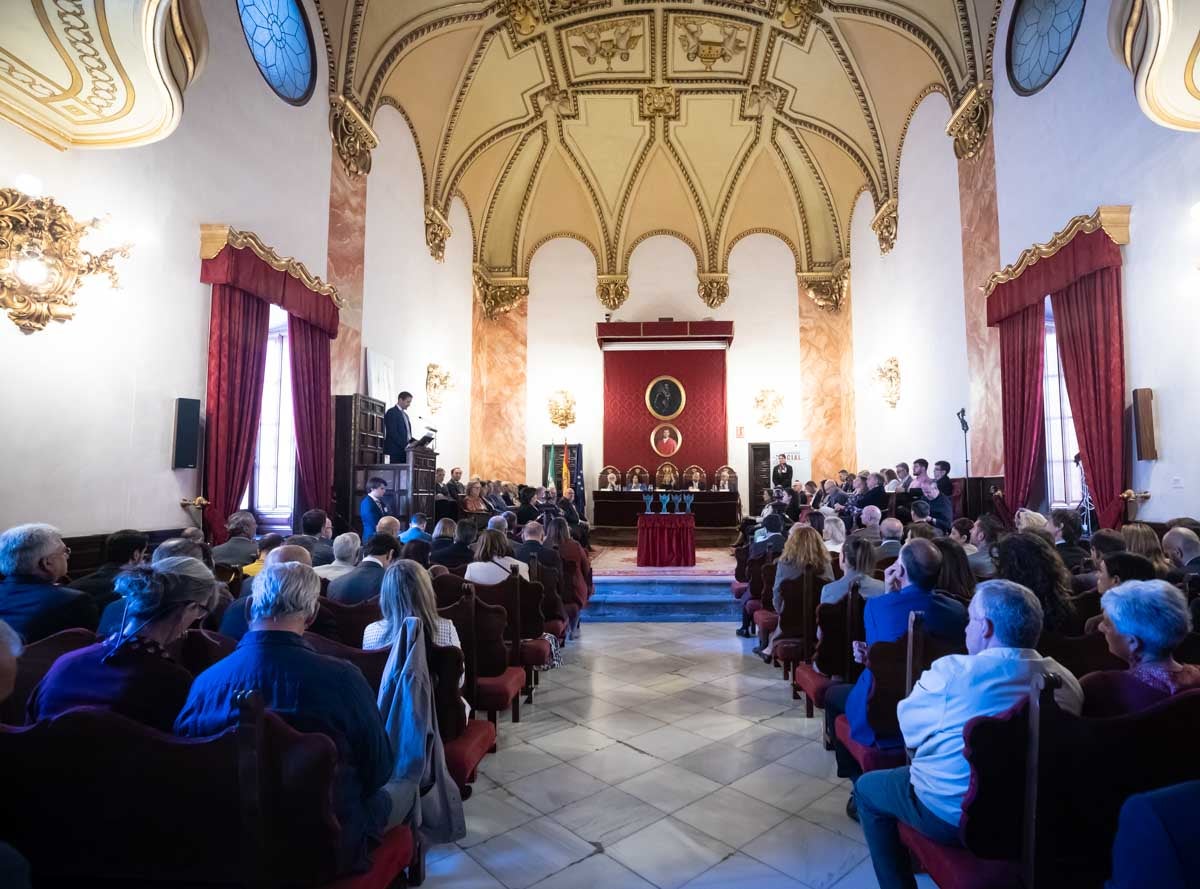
[[0, 187, 130, 334], [548, 390, 576, 430], [874, 357, 901, 408], [425, 363, 453, 414], [754, 389, 783, 428]]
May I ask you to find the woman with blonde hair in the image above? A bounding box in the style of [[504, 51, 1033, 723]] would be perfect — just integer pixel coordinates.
[[464, 529, 528, 585], [364, 559, 461, 653], [759, 525, 833, 659], [1121, 523, 1174, 578], [1014, 508, 1048, 533], [823, 516, 846, 554]]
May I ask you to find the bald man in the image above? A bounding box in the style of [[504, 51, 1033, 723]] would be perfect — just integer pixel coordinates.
[[376, 515, 401, 539], [876, 518, 904, 559], [854, 506, 883, 544], [1164, 527, 1200, 575], [219, 544, 326, 641]]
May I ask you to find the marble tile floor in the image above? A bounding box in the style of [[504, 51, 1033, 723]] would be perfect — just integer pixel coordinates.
[[425, 622, 935, 889]]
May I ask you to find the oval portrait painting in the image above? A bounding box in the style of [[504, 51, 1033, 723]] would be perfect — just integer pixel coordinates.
[[646, 375, 685, 420], [651, 423, 682, 458]]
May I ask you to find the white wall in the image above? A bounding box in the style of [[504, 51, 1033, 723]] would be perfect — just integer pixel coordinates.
[[992, 1, 1200, 521], [0, 1, 332, 536], [362, 109, 473, 473], [850, 95, 971, 472]]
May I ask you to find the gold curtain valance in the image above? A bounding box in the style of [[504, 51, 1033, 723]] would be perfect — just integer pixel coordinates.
[[199, 224, 343, 308]]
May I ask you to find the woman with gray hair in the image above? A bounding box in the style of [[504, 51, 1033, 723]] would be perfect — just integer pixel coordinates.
[[1097, 580, 1200, 697], [28, 556, 220, 731]]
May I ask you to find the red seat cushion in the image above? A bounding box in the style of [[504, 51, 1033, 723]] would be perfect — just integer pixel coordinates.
[[731, 580, 750, 598], [444, 719, 497, 791], [744, 599, 762, 615], [519, 638, 553, 667], [472, 667, 525, 710], [835, 714, 905, 773], [544, 619, 567, 642], [897, 823, 1020, 889], [323, 825, 414, 889], [792, 663, 834, 707], [754, 611, 779, 632], [563, 604, 580, 623]]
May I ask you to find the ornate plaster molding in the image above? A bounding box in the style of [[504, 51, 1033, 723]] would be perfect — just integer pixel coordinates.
[[596, 274, 630, 311], [501, 0, 541, 37], [473, 269, 529, 319], [983, 205, 1132, 296], [778, 0, 824, 42], [870, 197, 898, 254], [946, 81, 993, 160], [425, 362, 452, 413], [873, 356, 901, 408], [1109, 0, 1200, 131], [199, 223, 344, 307], [330, 94, 378, 177], [799, 259, 849, 312], [697, 273, 730, 308], [424, 205, 452, 263]]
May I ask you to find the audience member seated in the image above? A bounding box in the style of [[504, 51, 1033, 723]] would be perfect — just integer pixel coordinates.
[[1082, 580, 1200, 716], [749, 514, 786, 560], [376, 515, 402, 539], [823, 516, 846, 554], [905, 521, 938, 542], [854, 507, 883, 545], [399, 514, 433, 545], [364, 560, 462, 658], [1163, 526, 1200, 579], [855, 579, 1083, 888], [0, 524, 97, 643], [329, 534, 401, 604], [315, 532, 360, 582], [822, 537, 885, 604], [876, 519, 903, 560], [821, 480, 848, 511], [360, 476, 391, 540], [908, 459, 931, 493], [515, 521, 561, 571], [1049, 508, 1088, 572], [1097, 552, 1157, 596], [889, 462, 913, 492], [240, 533, 284, 579], [290, 509, 335, 566], [908, 500, 935, 528], [931, 537, 977, 601], [461, 482, 490, 515], [948, 518, 976, 555], [485, 481, 509, 513], [218, 544, 313, 640], [464, 529, 529, 585], [211, 510, 258, 567], [445, 467, 465, 499], [762, 526, 833, 658], [823, 540, 968, 803], [915, 476, 953, 532], [72, 529, 148, 611], [400, 539, 431, 568], [432, 522, 476, 569], [546, 517, 589, 606], [486, 515, 507, 533], [1015, 507, 1048, 533], [180, 528, 206, 544], [28, 556, 220, 732], [176, 561, 393, 875], [558, 488, 590, 549], [1107, 780, 1200, 889], [515, 489, 539, 524], [967, 514, 1003, 579], [97, 537, 213, 636], [434, 467, 450, 499], [859, 473, 888, 513], [995, 531, 1078, 634]]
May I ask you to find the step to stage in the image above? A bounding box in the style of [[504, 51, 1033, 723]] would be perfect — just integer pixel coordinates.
[[585, 576, 739, 622]]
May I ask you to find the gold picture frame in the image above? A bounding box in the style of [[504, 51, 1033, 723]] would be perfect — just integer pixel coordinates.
[[645, 374, 686, 420], [651, 423, 682, 458]]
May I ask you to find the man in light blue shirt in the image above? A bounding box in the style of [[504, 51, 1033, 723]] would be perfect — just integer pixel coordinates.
[[399, 514, 432, 545]]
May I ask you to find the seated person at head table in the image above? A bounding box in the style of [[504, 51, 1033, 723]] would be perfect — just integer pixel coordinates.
[[628, 471, 650, 492], [686, 469, 706, 492], [601, 470, 621, 492], [658, 467, 679, 490], [714, 468, 734, 492]]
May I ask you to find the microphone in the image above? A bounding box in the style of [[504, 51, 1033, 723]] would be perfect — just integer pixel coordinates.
[[956, 408, 969, 433]]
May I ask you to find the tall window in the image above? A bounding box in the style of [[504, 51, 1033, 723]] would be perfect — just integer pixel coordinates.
[[1043, 299, 1081, 508], [243, 305, 296, 526]]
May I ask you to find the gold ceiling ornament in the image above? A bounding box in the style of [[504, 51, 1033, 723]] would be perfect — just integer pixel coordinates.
[[870, 198, 899, 254], [697, 273, 730, 309], [753, 388, 784, 428], [537, 86, 575, 118], [329, 95, 378, 177], [873, 357, 901, 408], [744, 81, 784, 117], [424, 206, 452, 263], [596, 275, 630, 311], [473, 269, 529, 320], [548, 389, 577, 429], [983, 206, 1132, 297], [571, 20, 644, 71], [801, 259, 850, 312], [501, 0, 541, 37], [676, 18, 750, 72], [641, 86, 679, 118], [425, 363, 453, 414], [778, 0, 825, 40], [0, 187, 130, 335], [545, 0, 599, 15], [946, 81, 993, 161], [199, 224, 343, 308]]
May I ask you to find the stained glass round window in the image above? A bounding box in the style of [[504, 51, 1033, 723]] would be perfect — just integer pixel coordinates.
[[1006, 0, 1086, 96], [237, 0, 317, 106]]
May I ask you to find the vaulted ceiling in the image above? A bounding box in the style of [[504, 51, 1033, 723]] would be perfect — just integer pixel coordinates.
[[317, 0, 1003, 312]]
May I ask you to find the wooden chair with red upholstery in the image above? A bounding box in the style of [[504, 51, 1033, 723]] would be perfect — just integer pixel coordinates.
[[731, 544, 750, 598], [169, 628, 237, 676], [752, 561, 780, 648], [305, 632, 391, 693], [467, 594, 526, 726], [769, 572, 822, 680], [529, 560, 568, 645], [314, 597, 383, 648], [1036, 630, 1125, 679], [559, 556, 586, 633], [792, 582, 866, 717], [448, 563, 468, 578], [429, 641, 495, 801], [0, 691, 420, 888], [432, 571, 469, 609], [471, 568, 548, 701], [0, 628, 96, 725], [741, 553, 768, 619]]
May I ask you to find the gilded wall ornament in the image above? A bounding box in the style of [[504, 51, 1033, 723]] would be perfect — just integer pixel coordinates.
[[571, 21, 644, 71], [946, 81, 993, 160], [425, 363, 453, 414], [0, 188, 130, 335], [548, 389, 577, 429], [803, 260, 849, 312], [545, 0, 596, 14], [501, 0, 541, 37], [874, 357, 901, 408], [641, 86, 678, 118], [676, 18, 749, 72], [778, 0, 824, 40], [424, 206, 452, 263], [596, 275, 630, 311], [754, 389, 783, 428], [329, 94, 378, 176], [984, 206, 1131, 296], [871, 198, 899, 254], [474, 270, 529, 319], [697, 273, 730, 309], [538, 86, 575, 117]]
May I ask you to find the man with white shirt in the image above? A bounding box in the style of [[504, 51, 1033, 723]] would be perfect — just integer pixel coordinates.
[[854, 579, 1083, 889]]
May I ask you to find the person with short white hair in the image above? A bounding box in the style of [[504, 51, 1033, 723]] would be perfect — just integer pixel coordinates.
[[823, 515, 847, 553], [855, 579, 1083, 888], [486, 515, 507, 532], [176, 560, 394, 876], [315, 532, 360, 582], [0, 523, 97, 642], [854, 505, 883, 544], [1163, 527, 1200, 574], [212, 511, 258, 567], [1097, 580, 1200, 697]]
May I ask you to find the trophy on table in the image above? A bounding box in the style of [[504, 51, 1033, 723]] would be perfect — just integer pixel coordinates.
[[670, 493, 682, 513], [642, 493, 654, 514], [683, 493, 695, 513], [659, 493, 671, 513]]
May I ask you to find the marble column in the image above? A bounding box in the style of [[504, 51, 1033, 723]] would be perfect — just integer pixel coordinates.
[[470, 299, 528, 481], [957, 131, 1004, 477], [798, 293, 857, 478], [327, 157, 367, 396]]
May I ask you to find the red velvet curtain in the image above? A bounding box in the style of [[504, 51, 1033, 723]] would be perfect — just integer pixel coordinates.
[[203, 286, 270, 543], [996, 304, 1046, 523], [288, 314, 334, 516], [1051, 269, 1126, 528]]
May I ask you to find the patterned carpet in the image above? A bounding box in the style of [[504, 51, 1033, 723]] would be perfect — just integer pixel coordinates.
[[589, 547, 736, 577]]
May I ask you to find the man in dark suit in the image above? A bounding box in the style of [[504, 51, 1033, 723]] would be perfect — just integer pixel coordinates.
[[874, 519, 904, 560], [1164, 527, 1200, 576], [445, 467, 465, 499], [515, 522, 562, 571], [382, 391, 413, 464], [558, 488, 590, 548], [858, 473, 888, 513], [430, 522, 475, 569], [211, 511, 259, 567], [1048, 508, 1089, 572], [749, 514, 786, 560], [290, 509, 335, 567], [1108, 780, 1200, 889], [328, 534, 400, 604], [72, 529, 148, 612], [933, 460, 954, 498], [771, 454, 793, 490], [915, 477, 953, 533], [0, 524, 98, 643], [359, 477, 389, 540]]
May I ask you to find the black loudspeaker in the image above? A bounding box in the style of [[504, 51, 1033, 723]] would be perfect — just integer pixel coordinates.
[[173, 398, 201, 469]]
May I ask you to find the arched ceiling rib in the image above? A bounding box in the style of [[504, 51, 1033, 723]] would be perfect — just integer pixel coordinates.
[[316, 0, 1002, 310]]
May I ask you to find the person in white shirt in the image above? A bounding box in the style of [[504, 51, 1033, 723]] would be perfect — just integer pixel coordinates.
[[463, 528, 529, 586], [854, 579, 1083, 889], [313, 532, 359, 582]]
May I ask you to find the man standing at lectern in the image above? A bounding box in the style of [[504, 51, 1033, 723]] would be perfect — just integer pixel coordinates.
[[772, 453, 793, 490], [383, 391, 413, 463]]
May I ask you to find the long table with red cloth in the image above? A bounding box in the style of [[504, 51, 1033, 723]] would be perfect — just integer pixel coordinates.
[[593, 491, 739, 527], [636, 513, 697, 567]]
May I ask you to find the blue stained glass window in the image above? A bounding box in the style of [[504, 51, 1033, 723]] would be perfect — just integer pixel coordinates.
[[237, 0, 316, 105], [1006, 0, 1086, 96]]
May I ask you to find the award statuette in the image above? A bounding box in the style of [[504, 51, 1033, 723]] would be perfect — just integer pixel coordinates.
[[683, 493, 695, 514], [659, 493, 671, 513], [643, 494, 655, 514], [670, 493, 682, 513]]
